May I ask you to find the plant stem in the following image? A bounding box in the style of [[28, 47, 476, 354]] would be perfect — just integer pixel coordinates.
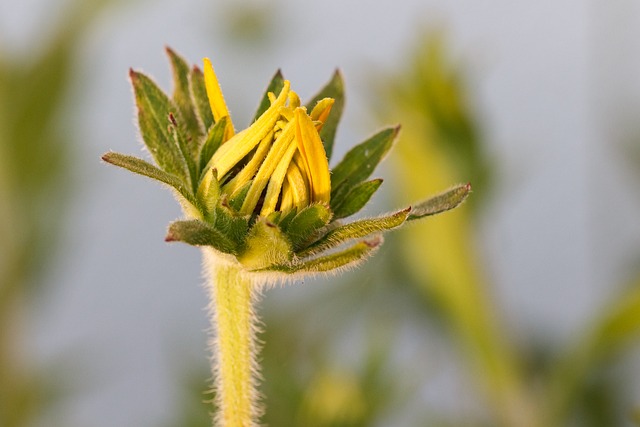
[[204, 249, 260, 427]]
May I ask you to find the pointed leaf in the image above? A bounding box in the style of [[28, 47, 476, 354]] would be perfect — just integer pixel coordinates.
[[198, 116, 228, 176], [101, 152, 198, 208], [238, 218, 291, 269], [130, 69, 187, 180], [299, 208, 410, 258], [283, 204, 332, 250], [253, 69, 285, 122], [190, 65, 214, 131], [214, 203, 249, 247], [166, 47, 202, 141], [228, 180, 252, 212], [330, 126, 399, 210], [306, 70, 344, 160], [259, 236, 382, 274], [332, 178, 383, 219], [165, 219, 237, 254], [169, 114, 198, 191], [408, 183, 471, 220], [196, 168, 221, 220]]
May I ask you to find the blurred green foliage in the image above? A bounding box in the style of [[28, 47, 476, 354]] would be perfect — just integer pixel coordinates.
[[0, 2, 112, 426]]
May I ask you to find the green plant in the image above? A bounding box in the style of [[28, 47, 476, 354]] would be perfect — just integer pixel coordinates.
[[103, 48, 469, 426]]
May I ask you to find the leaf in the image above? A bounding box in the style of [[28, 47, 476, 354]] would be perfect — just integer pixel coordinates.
[[330, 126, 399, 210], [165, 219, 237, 254], [169, 114, 198, 192], [306, 70, 344, 160], [166, 47, 202, 142], [130, 69, 187, 180], [252, 69, 285, 123], [101, 152, 198, 208], [283, 204, 332, 251], [260, 236, 382, 274], [228, 180, 252, 212], [214, 203, 249, 247], [198, 116, 229, 176], [408, 183, 471, 220], [299, 208, 410, 258], [332, 178, 383, 219], [190, 65, 214, 132], [196, 168, 221, 219]]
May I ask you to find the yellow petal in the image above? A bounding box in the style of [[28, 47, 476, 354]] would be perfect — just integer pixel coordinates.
[[285, 159, 309, 210], [280, 180, 294, 213], [309, 98, 334, 131], [203, 58, 234, 140], [222, 130, 273, 195], [240, 118, 296, 215], [209, 80, 291, 179], [294, 108, 331, 204], [260, 138, 298, 215]]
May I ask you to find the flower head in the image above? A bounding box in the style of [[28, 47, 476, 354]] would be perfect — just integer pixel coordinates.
[[102, 48, 470, 275]]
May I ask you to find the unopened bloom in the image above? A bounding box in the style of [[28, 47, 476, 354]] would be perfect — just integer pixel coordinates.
[[102, 48, 470, 427], [103, 48, 469, 274]]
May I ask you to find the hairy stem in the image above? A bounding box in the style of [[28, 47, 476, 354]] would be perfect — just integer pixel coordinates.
[[204, 249, 260, 427]]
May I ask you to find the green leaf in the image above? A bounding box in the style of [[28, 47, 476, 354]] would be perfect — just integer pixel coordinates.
[[198, 116, 229, 176], [166, 47, 202, 142], [259, 236, 382, 274], [306, 70, 344, 161], [228, 180, 252, 212], [130, 69, 187, 180], [253, 69, 285, 123], [238, 218, 291, 269], [165, 219, 237, 254], [283, 204, 332, 251], [332, 178, 383, 219], [196, 168, 221, 220], [190, 65, 214, 132], [214, 203, 249, 247], [330, 126, 399, 210], [169, 114, 198, 192], [101, 152, 198, 207], [408, 183, 471, 220], [299, 207, 410, 258]]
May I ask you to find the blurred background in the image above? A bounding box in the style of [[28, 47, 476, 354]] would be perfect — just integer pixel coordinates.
[[1, 0, 640, 426]]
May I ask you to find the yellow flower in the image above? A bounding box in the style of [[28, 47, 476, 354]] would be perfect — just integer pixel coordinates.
[[201, 58, 332, 218]]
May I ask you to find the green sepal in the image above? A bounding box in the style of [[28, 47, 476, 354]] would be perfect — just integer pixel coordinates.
[[214, 203, 249, 248], [238, 218, 292, 270], [130, 69, 188, 181], [299, 207, 410, 258], [169, 114, 198, 192], [330, 126, 399, 210], [253, 69, 285, 123], [228, 180, 252, 212], [101, 152, 199, 209], [166, 47, 202, 142], [196, 168, 220, 220], [277, 208, 298, 230], [199, 116, 229, 177], [283, 204, 332, 251], [306, 70, 344, 161], [408, 183, 471, 220], [258, 236, 382, 274], [332, 178, 383, 219], [190, 65, 214, 132], [165, 219, 237, 254]]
